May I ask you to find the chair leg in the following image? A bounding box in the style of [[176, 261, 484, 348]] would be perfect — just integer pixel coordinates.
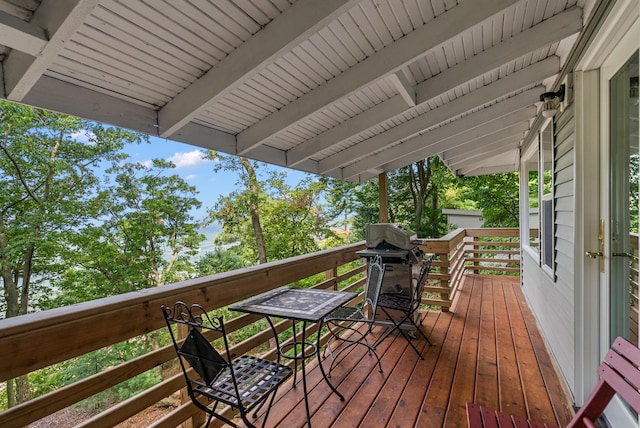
[[396, 325, 425, 359], [411, 319, 433, 346], [376, 307, 429, 359], [205, 413, 214, 428], [324, 321, 382, 377]]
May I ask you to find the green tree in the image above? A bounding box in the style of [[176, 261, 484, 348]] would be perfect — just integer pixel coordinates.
[[457, 173, 520, 227], [207, 152, 269, 263], [261, 176, 334, 260], [351, 157, 451, 239], [44, 159, 205, 307], [352, 180, 382, 240], [208, 154, 335, 264], [197, 249, 245, 275], [323, 178, 359, 240], [0, 101, 144, 406]]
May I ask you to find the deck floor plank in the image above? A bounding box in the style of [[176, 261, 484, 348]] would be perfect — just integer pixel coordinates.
[[503, 278, 557, 424], [474, 277, 499, 409], [444, 274, 483, 427], [219, 275, 574, 428], [493, 277, 528, 419], [329, 335, 407, 427], [415, 269, 475, 427], [385, 311, 451, 428]]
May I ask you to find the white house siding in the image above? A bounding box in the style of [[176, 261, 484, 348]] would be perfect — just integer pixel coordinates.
[[521, 103, 576, 394]]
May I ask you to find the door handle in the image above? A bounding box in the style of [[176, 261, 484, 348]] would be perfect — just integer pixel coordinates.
[[585, 251, 603, 259]]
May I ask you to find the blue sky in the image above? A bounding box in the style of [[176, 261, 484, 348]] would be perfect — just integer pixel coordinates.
[[122, 135, 313, 222]]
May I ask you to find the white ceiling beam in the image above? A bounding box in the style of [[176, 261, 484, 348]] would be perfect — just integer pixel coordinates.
[[3, 0, 99, 101], [443, 133, 524, 167], [341, 89, 540, 179], [416, 6, 583, 104], [457, 162, 520, 177], [318, 58, 557, 174], [236, 0, 521, 155], [349, 170, 379, 184], [383, 122, 531, 177], [389, 71, 416, 107], [383, 121, 529, 177], [450, 144, 522, 173], [285, 94, 410, 167], [445, 138, 522, 170], [158, 0, 359, 138], [22, 75, 159, 135], [0, 10, 47, 56]]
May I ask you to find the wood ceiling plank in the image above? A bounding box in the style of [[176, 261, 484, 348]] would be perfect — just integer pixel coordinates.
[[415, 7, 582, 104], [340, 91, 539, 179], [443, 132, 524, 163], [158, 0, 358, 138], [380, 121, 531, 177], [287, 94, 409, 167], [88, 8, 207, 75], [236, 0, 521, 155], [443, 134, 524, 168], [318, 58, 557, 173]]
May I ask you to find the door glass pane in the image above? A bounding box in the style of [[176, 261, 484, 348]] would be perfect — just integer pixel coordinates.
[[609, 50, 639, 345]]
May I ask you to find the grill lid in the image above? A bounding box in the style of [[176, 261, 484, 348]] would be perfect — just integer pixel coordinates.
[[365, 223, 417, 250]]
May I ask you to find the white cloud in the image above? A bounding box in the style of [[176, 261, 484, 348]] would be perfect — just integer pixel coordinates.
[[70, 130, 97, 145], [184, 174, 197, 181], [139, 160, 153, 168], [167, 150, 210, 169]]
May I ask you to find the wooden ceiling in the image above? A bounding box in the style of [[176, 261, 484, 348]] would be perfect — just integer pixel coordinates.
[[0, 0, 587, 181]]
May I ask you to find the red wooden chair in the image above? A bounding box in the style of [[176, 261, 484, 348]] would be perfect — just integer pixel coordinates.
[[467, 336, 640, 428]]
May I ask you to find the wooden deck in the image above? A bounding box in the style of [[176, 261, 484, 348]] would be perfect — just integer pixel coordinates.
[[233, 274, 575, 428]]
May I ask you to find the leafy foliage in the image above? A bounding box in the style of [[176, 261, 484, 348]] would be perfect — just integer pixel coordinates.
[[197, 249, 245, 275], [457, 173, 521, 227], [0, 101, 145, 318], [351, 157, 452, 238], [41, 160, 205, 308], [207, 152, 338, 264]]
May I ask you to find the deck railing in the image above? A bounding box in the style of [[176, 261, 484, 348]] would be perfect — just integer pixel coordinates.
[[418, 227, 521, 311], [0, 228, 521, 427]]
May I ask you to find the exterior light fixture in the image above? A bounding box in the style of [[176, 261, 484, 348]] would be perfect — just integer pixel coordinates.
[[539, 84, 565, 118]]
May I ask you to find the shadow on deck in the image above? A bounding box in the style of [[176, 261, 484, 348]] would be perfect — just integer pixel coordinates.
[[237, 274, 575, 428]]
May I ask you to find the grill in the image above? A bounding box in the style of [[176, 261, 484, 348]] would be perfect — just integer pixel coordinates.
[[356, 224, 424, 329]]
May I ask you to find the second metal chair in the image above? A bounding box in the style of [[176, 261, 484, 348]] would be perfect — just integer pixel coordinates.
[[375, 255, 435, 358], [323, 254, 385, 377]]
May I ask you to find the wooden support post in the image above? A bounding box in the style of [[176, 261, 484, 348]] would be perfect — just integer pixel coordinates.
[[325, 267, 338, 290], [378, 172, 389, 223]]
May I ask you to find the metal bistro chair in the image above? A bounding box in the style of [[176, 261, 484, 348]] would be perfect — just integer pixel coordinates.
[[376, 255, 435, 359], [161, 301, 293, 428], [323, 254, 385, 377]]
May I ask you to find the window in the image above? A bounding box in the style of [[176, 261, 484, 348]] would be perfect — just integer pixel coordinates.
[[521, 118, 554, 273], [522, 139, 540, 255], [540, 120, 554, 271]]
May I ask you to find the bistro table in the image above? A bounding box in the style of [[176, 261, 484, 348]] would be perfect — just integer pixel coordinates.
[[229, 286, 357, 427]]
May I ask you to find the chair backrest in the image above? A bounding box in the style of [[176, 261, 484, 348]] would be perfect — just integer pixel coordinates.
[[411, 255, 434, 310], [364, 255, 385, 315], [161, 302, 231, 390], [567, 336, 640, 428]]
